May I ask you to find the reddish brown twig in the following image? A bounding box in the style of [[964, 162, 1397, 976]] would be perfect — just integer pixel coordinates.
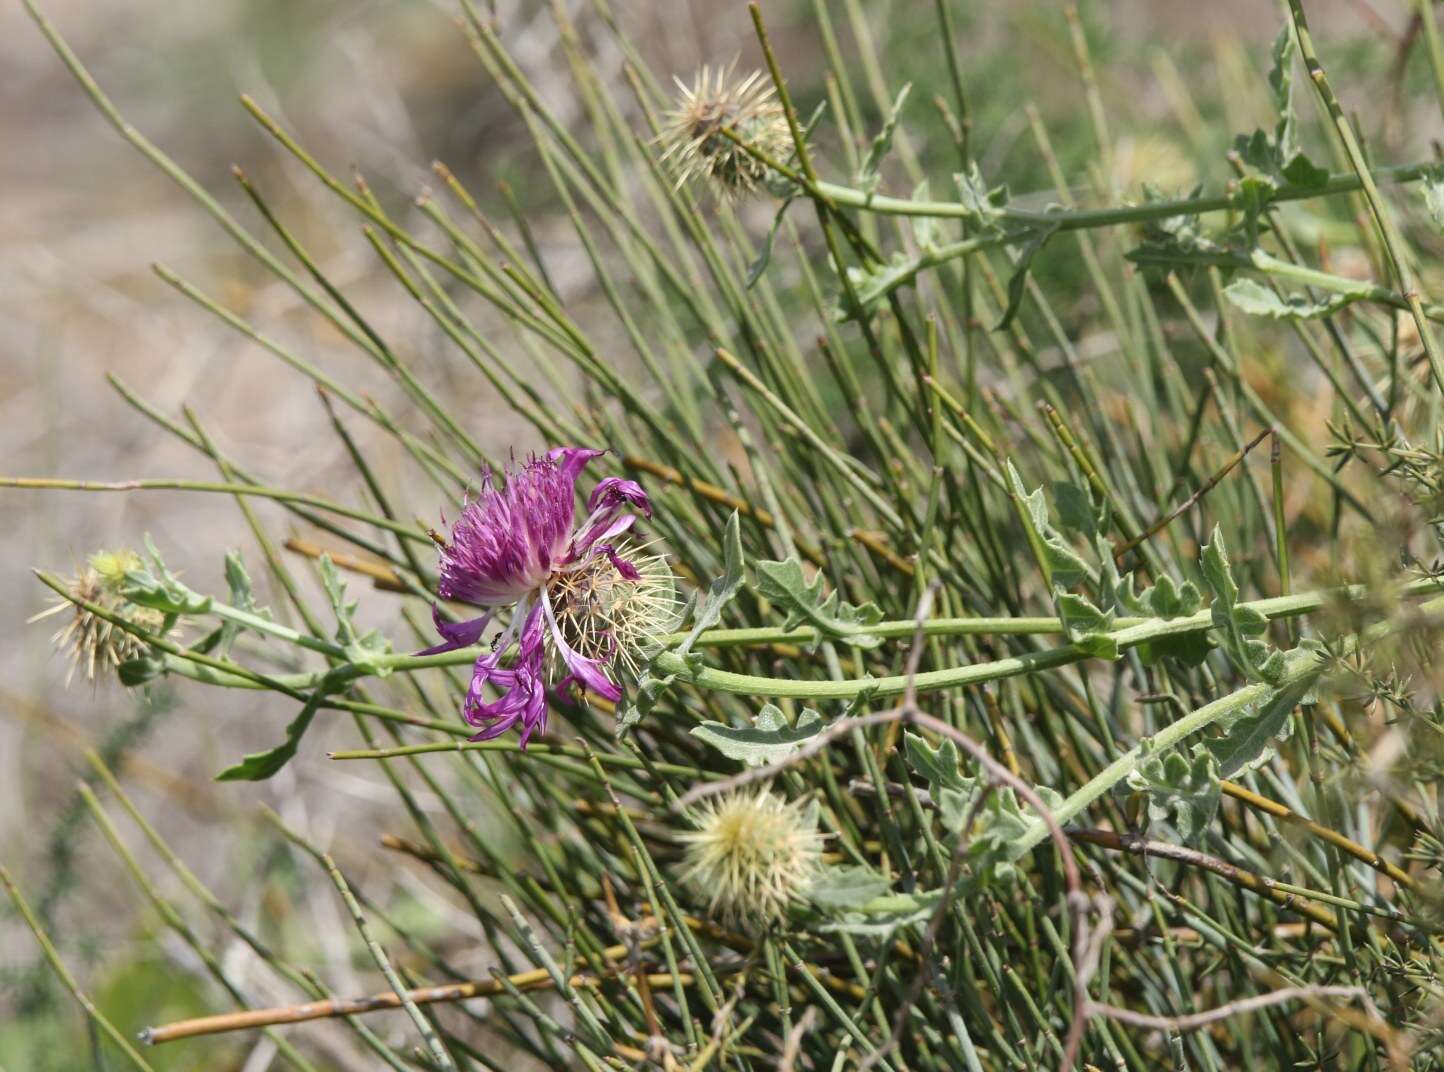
[[1113, 425, 1273, 560], [283, 536, 406, 591], [1067, 827, 1338, 930], [1220, 779, 1413, 888], [621, 454, 825, 566], [141, 956, 687, 1044], [1094, 985, 1373, 1033], [849, 526, 915, 576]]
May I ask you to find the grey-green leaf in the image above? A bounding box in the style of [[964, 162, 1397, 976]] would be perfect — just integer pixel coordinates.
[[746, 196, 796, 288], [216, 688, 324, 781], [754, 556, 883, 647], [808, 865, 893, 909], [675, 511, 745, 658], [857, 83, 911, 198], [616, 668, 677, 737], [904, 731, 969, 793], [910, 178, 940, 248], [1005, 463, 1091, 588], [1052, 481, 1099, 540], [1281, 152, 1329, 190], [1224, 278, 1354, 321], [1127, 747, 1220, 845], [217, 551, 270, 657], [1201, 526, 1275, 681], [1204, 678, 1312, 778], [691, 705, 823, 767], [1421, 164, 1444, 234], [122, 535, 211, 616], [954, 163, 1008, 227], [995, 222, 1059, 332]]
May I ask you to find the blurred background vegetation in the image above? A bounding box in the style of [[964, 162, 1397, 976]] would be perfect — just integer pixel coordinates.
[[2, 1, 1438, 1068]]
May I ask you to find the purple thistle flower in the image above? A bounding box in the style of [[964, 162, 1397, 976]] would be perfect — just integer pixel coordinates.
[[425, 448, 677, 747]]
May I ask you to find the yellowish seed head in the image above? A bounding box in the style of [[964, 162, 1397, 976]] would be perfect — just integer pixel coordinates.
[[29, 549, 160, 685], [679, 789, 823, 927], [660, 65, 792, 198], [550, 543, 683, 679]]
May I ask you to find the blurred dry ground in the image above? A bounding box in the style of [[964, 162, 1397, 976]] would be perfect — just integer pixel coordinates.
[[0, 0, 1429, 1067]]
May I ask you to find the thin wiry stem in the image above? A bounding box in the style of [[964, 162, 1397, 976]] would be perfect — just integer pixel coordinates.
[[2, 867, 158, 1072], [320, 853, 457, 1071], [0, 477, 427, 543]]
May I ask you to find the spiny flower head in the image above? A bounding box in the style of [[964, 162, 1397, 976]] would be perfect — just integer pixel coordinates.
[[661, 65, 791, 197], [680, 790, 823, 927], [548, 542, 680, 678], [425, 448, 679, 747], [31, 548, 162, 685]]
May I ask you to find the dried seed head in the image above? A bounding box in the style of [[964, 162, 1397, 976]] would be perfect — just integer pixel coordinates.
[[30, 549, 161, 685], [661, 65, 791, 197], [680, 789, 823, 927], [549, 542, 683, 680]]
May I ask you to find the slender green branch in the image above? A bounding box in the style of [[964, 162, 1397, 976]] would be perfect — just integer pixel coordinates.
[[858, 665, 1308, 920], [1129, 246, 1444, 323], [811, 158, 1444, 316], [1017, 673, 1293, 856], [2, 867, 158, 1072], [1420, 0, 1444, 121], [1287, 0, 1444, 395], [55, 559, 1443, 705], [1010, 587, 1441, 865], [718, 92, 1439, 233], [329, 739, 716, 779], [1, 477, 428, 543], [864, 596, 1444, 922], [321, 854, 457, 1071], [807, 161, 1439, 224], [650, 578, 1443, 701]]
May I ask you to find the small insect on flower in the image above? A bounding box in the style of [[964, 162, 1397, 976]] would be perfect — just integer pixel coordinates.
[[680, 789, 823, 927], [660, 65, 792, 197], [424, 448, 681, 747], [30, 548, 164, 685]]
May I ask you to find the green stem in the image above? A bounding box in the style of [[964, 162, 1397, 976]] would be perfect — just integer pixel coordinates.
[[204, 601, 348, 660], [858, 667, 1305, 920], [807, 160, 1438, 224], [1286, 0, 1444, 395], [1, 477, 427, 543], [89, 572, 1444, 702], [1248, 251, 1443, 316], [321, 854, 457, 1071], [867, 596, 1444, 920], [1420, 0, 1444, 122], [329, 739, 714, 779], [820, 157, 1444, 317], [2, 867, 158, 1072], [649, 579, 1441, 701], [1016, 674, 1291, 857], [1145, 246, 1444, 322]]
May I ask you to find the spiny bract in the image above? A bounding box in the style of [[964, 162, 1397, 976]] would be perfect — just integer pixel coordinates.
[[30, 549, 161, 685], [660, 65, 791, 197], [680, 789, 823, 927]]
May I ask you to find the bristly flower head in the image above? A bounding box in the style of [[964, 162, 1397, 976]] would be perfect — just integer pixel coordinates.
[[661, 65, 791, 197], [680, 790, 823, 927], [31, 548, 163, 685], [425, 448, 680, 747]]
